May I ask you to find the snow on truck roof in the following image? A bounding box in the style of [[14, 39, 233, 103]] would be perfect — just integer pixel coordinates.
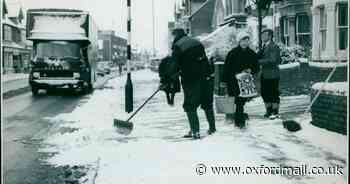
[[27, 10, 91, 41]]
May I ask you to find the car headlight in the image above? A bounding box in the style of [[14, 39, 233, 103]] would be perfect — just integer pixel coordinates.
[[33, 72, 40, 78], [73, 72, 80, 79]]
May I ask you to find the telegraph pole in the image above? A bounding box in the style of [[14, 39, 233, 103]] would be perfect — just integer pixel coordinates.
[[125, 0, 133, 113]]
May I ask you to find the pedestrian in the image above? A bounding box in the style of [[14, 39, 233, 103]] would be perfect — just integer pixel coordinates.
[[171, 28, 216, 139], [158, 56, 181, 106], [258, 29, 281, 119], [223, 31, 259, 128]]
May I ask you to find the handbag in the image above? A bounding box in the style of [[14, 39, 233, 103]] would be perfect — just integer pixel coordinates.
[[215, 95, 235, 114]]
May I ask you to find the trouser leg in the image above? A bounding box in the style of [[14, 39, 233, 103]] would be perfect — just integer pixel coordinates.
[[234, 97, 246, 127], [204, 108, 216, 132], [185, 111, 200, 134]]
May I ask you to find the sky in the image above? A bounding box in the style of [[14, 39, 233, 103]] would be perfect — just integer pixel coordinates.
[[8, 0, 176, 56]]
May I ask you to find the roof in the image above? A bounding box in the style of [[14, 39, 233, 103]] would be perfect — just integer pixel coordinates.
[[6, 1, 23, 19], [3, 0, 8, 15], [189, 0, 216, 20]]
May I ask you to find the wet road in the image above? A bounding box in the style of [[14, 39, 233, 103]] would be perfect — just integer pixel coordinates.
[[2, 74, 116, 184], [3, 91, 88, 183]]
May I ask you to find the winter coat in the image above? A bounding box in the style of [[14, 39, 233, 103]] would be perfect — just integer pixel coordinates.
[[158, 56, 181, 94], [172, 35, 214, 111], [172, 35, 213, 85], [258, 41, 281, 79], [223, 46, 259, 97]]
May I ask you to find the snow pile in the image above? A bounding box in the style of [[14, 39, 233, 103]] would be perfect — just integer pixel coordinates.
[[309, 61, 348, 68], [199, 24, 239, 58], [39, 70, 348, 184], [312, 82, 348, 96], [279, 62, 300, 70]]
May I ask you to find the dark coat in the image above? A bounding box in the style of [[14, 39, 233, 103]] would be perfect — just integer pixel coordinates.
[[172, 36, 213, 85], [158, 56, 181, 93], [223, 46, 259, 97], [172, 35, 214, 111], [258, 41, 281, 79]]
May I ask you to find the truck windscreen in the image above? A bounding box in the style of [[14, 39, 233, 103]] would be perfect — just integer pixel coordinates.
[[35, 41, 80, 59]]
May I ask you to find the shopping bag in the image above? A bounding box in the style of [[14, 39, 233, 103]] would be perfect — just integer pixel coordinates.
[[235, 72, 258, 98], [215, 95, 235, 114]]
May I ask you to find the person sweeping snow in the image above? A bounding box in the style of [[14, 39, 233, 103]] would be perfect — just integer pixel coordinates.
[[171, 28, 216, 139]]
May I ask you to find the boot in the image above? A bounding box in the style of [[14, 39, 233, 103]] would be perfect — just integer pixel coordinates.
[[269, 103, 280, 119], [263, 103, 272, 118], [184, 111, 200, 139], [204, 108, 216, 135], [234, 104, 246, 128], [234, 113, 246, 128]]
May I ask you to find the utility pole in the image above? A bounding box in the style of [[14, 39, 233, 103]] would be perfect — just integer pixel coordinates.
[[125, 0, 133, 113]]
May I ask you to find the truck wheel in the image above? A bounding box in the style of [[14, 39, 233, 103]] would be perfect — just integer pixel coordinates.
[[31, 86, 39, 96]]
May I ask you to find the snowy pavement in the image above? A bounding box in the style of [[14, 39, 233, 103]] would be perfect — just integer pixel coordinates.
[[38, 69, 347, 184], [2, 73, 29, 83]]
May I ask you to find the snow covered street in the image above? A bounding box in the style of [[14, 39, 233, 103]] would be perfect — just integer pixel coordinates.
[[39, 69, 347, 184]]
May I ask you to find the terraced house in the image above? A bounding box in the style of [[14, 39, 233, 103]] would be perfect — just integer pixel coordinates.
[[311, 0, 348, 62], [2, 0, 32, 74]]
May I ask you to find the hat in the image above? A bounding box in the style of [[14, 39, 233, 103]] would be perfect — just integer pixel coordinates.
[[236, 31, 250, 43], [172, 28, 186, 36], [261, 28, 273, 35]]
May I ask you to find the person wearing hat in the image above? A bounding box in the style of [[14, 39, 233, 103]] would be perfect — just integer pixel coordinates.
[[171, 28, 216, 139], [258, 28, 281, 119], [223, 31, 259, 128]]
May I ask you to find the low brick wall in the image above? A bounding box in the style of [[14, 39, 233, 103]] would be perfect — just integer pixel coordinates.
[[215, 62, 348, 96], [310, 91, 347, 135]]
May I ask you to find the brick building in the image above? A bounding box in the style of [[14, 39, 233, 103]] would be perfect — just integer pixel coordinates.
[[98, 30, 127, 66]]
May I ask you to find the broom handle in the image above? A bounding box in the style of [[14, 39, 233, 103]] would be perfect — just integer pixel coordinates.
[[305, 60, 340, 113], [126, 87, 161, 122], [126, 71, 181, 122]]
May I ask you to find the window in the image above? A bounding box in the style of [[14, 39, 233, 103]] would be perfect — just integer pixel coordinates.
[[233, 0, 245, 14], [4, 25, 12, 41], [296, 14, 311, 47], [283, 18, 289, 46], [337, 3, 348, 50], [319, 7, 327, 51], [225, 0, 233, 16]]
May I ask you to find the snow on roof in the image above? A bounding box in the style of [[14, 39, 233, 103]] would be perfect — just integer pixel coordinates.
[[309, 61, 348, 68], [312, 82, 348, 96], [199, 24, 239, 58], [189, 0, 215, 19], [2, 17, 18, 27], [28, 33, 89, 41], [6, 1, 22, 18], [28, 14, 88, 40]]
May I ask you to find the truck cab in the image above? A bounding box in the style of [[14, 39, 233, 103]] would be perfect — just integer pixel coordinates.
[[26, 9, 98, 95], [29, 40, 93, 94]]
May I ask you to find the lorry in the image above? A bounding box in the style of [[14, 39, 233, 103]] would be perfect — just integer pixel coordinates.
[[26, 9, 99, 95]]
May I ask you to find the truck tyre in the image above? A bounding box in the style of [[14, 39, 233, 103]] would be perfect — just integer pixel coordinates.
[[31, 86, 39, 96]]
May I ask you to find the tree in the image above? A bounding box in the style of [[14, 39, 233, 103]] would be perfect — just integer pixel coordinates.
[[246, 0, 283, 49]]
